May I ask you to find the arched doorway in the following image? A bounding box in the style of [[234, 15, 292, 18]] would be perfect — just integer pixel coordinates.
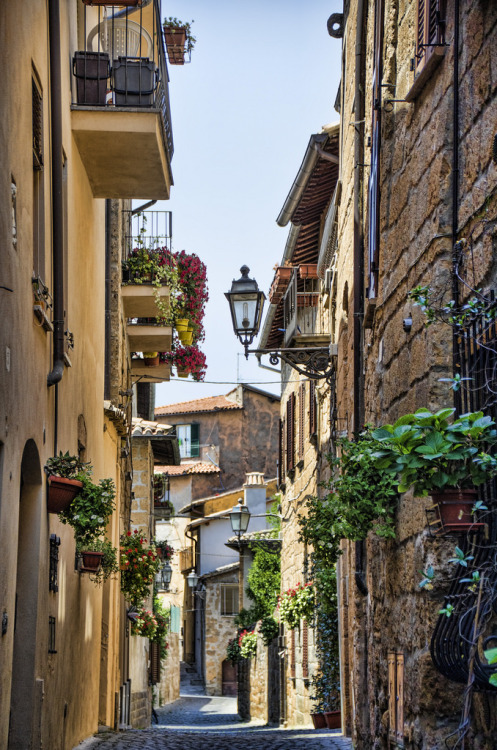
[[8, 439, 43, 750]]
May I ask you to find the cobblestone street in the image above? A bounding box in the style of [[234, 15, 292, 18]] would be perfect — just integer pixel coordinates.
[[74, 694, 351, 750]]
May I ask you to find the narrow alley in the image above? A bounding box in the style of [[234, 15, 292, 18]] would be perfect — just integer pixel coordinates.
[[75, 667, 352, 750]]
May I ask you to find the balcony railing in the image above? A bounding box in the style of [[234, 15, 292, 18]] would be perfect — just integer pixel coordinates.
[[179, 547, 194, 573], [124, 210, 172, 256], [283, 270, 323, 346], [71, 1, 174, 198]]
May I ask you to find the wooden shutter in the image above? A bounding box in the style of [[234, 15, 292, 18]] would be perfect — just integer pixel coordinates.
[[286, 393, 295, 473], [302, 622, 309, 679], [190, 423, 200, 457], [367, 0, 384, 300], [388, 651, 404, 747], [298, 383, 306, 460], [309, 381, 317, 437], [150, 641, 161, 684], [290, 628, 296, 678], [278, 418, 285, 485], [415, 0, 445, 76]]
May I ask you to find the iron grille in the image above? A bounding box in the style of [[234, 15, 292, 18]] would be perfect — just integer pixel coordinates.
[[430, 290, 497, 690], [49, 534, 61, 593], [32, 78, 43, 170]]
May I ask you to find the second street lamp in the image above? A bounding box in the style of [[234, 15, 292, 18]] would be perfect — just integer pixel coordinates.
[[229, 498, 251, 539], [225, 266, 266, 357]]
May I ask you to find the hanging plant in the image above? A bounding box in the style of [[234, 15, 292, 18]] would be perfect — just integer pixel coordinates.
[[120, 530, 161, 607], [227, 636, 243, 665], [278, 583, 315, 629], [238, 629, 258, 659], [130, 608, 158, 639]]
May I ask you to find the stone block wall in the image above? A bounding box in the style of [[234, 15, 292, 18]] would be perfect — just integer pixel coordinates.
[[237, 638, 280, 725], [334, 1, 497, 747], [157, 632, 180, 706], [203, 568, 239, 696]]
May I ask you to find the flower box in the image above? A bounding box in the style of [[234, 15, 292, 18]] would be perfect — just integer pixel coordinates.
[[324, 710, 341, 730], [80, 551, 104, 573], [164, 27, 188, 65], [299, 264, 319, 279], [269, 267, 293, 304]]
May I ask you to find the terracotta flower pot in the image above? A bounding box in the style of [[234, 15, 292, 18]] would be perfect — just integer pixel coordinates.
[[47, 476, 83, 514], [182, 331, 194, 345], [80, 551, 104, 573], [299, 264, 319, 279], [164, 27, 187, 65], [430, 488, 479, 533], [311, 713, 327, 729], [324, 710, 341, 729], [144, 354, 160, 367]]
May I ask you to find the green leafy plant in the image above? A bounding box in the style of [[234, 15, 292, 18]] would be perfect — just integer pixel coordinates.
[[77, 537, 119, 583], [130, 608, 158, 639], [226, 637, 243, 665], [58, 475, 116, 546], [258, 616, 279, 646], [448, 546, 474, 568], [439, 603, 455, 618], [152, 595, 170, 660], [484, 646, 497, 687], [371, 408, 497, 496], [419, 565, 435, 590], [310, 569, 340, 712], [120, 530, 161, 607], [154, 539, 174, 560], [45, 451, 90, 479], [238, 629, 258, 659], [278, 583, 315, 629], [163, 17, 196, 51], [234, 544, 280, 628]]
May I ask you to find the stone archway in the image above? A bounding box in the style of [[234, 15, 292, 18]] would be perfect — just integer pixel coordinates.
[[8, 439, 43, 750]]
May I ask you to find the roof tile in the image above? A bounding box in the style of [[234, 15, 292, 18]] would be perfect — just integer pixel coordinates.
[[155, 394, 242, 417]]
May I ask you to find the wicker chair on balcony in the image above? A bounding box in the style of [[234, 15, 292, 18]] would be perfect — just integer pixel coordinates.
[[87, 18, 153, 59]]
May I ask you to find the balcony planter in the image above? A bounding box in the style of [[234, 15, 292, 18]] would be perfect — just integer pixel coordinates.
[[73, 51, 109, 106], [144, 352, 160, 367], [324, 710, 341, 730], [80, 551, 104, 573], [269, 267, 293, 304], [177, 369, 189, 378], [47, 476, 83, 514], [299, 264, 319, 279], [297, 293, 319, 308], [163, 26, 187, 65], [311, 713, 327, 729], [175, 318, 189, 333], [113, 57, 157, 107]]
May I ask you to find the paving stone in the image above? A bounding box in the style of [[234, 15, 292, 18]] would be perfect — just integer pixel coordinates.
[[73, 694, 352, 750]]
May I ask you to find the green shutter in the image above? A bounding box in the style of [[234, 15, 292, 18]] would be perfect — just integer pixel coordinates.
[[190, 423, 200, 457], [170, 605, 181, 633]]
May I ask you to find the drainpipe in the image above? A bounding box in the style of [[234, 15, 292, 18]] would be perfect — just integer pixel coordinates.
[[104, 200, 112, 400], [452, 0, 461, 410], [47, 0, 64, 389]]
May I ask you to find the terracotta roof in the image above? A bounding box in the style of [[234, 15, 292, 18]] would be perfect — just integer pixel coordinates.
[[201, 562, 239, 580], [131, 418, 172, 436], [155, 462, 220, 476], [155, 394, 242, 417]]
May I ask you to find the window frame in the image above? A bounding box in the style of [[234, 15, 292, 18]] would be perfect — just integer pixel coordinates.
[[220, 583, 239, 616]]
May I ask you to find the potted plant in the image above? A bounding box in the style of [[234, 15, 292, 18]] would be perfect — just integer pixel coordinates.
[[371, 408, 497, 533], [278, 582, 315, 629], [299, 264, 319, 279], [226, 636, 243, 665], [120, 530, 161, 607], [77, 537, 119, 581], [154, 540, 174, 561], [163, 17, 196, 65], [44, 451, 89, 514], [269, 266, 294, 304], [238, 629, 258, 659], [143, 351, 160, 367], [58, 475, 116, 546]]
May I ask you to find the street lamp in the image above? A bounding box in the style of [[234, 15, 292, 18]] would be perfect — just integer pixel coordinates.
[[187, 570, 199, 589], [225, 265, 336, 383], [155, 560, 173, 591], [225, 266, 266, 357], [229, 498, 251, 539]]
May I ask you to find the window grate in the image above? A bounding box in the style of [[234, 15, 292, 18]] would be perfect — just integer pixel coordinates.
[[49, 534, 61, 593], [32, 78, 43, 171]]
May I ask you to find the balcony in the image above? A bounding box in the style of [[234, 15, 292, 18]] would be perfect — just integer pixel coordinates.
[[126, 321, 172, 352], [130, 358, 170, 383], [71, 1, 173, 198], [122, 284, 170, 318], [179, 547, 194, 573], [283, 269, 326, 347]]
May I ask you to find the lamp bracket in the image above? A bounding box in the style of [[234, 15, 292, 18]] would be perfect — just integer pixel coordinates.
[[247, 347, 336, 385]]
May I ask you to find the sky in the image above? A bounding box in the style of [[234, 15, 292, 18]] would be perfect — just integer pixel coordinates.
[[152, 0, 342, 410]]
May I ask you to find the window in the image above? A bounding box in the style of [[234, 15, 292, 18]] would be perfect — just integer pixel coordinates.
[[286, 393, 295, 473], [220, 584, 239, 616], [278, 417, 285, 486], [175, 423, 200, 458], [309, 381, 317, 438], [32, 73, 45, 278], [414, 0, 446, 77], [298, 382, 306, 460]]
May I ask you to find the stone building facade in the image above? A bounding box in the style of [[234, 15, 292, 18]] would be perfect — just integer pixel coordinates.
[[0, 2, 179, 747]]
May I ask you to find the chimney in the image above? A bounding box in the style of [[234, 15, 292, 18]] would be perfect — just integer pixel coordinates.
[[243, 472, 267, 526]]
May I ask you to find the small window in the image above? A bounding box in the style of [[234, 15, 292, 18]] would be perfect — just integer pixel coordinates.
[[220, 584, 239, 616], [175, 423, 200, 458], [415, 0, 446, 77]]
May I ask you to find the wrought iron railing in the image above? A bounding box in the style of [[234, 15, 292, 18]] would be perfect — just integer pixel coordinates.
[[283, 270, 322, 346], [124, 209, 172, 256], [73, 0, 174, 159], [430, 290, 497, 692]]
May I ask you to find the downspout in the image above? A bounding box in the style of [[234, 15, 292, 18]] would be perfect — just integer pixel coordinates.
[[47, 0, 65, 389], [104, 200, 112, 400], [452, 0, 461, 410]]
